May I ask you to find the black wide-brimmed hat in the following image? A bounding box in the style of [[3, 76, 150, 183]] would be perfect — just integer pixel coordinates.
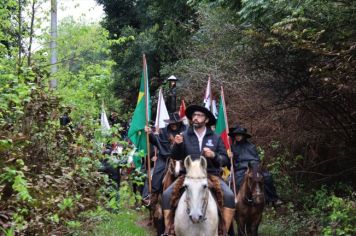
[[228, 124, 252, 138], [185, 105, 216, 126], [164, 112, 184, 124]]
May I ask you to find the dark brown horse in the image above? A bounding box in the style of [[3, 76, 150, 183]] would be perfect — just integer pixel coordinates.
[[162, 158, 182, 191], [235, 163, 265, 236], [150, 158, 182, 235]]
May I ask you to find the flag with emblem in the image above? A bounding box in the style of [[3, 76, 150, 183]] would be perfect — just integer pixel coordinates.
[[215, 91, 230, 150], [215, 87, 237, 199], [128, 55, 151, 154], [215, 87, 232, 182]]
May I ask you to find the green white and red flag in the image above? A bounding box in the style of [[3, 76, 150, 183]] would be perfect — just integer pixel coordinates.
[[215, 87, 230, 151], [215, 86, 237, 201]]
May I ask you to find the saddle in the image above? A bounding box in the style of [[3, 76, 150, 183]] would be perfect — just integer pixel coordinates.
[[168, 175, 226, 236]]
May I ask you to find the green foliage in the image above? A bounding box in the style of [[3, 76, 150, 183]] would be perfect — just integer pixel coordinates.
[[58, 197, 75, 211], [0, 227, 15, 236], [83, 210, 149, 236], [0, 2, 124, 234], [301, 187, 356, 236], [259, 207, 304, 235], [51, 18, 119, 120], [322, 196, 356, 236], [96, 0, 196, 106]]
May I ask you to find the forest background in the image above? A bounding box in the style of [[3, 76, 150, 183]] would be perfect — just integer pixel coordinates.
[[0, 0, 355, 235]]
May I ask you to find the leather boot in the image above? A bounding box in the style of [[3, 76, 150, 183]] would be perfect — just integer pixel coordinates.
[[223, 207, 235, 232], [162, 209, 172, 236]]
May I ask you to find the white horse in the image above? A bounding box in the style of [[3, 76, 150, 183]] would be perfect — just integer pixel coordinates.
[[174, 156, 219, 236]]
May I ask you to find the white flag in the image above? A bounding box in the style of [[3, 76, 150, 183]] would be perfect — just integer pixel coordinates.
[[155, 88, 170, 129], [101, 105, 111, 134], [212, 99, 218, 118], [203, 77, 212, 110]]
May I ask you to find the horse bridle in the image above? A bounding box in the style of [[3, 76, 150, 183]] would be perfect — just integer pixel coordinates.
[[184, 176, 209, 224], [244, 177, 264, 206]]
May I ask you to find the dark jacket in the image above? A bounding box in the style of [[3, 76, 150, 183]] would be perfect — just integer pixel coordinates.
[[231, 139, 260, 171], [171, 126, 229, 176], [149, 124, 187, 159]]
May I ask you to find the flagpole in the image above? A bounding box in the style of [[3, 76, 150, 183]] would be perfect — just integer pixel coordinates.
[[143, 54, 152, 195], [209, 75, 213, 112], [221, 86, 237, 203], [156, 88, 162, 133]]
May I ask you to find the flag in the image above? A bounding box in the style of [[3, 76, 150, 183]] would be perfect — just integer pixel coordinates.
[[100, 104, 110, 135], [212, 99, 218, 119], [155, 88, 170, 129], [179, 99, 189, 125], [215, 89, 230, 151], [203, 76, 212, 110], [215, 87, 235, 188], [128, 56, 151, 154]]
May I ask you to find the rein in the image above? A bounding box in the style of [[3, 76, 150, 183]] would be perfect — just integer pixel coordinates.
[[243, 177, 264, 206], [184, 175, 209, 224]]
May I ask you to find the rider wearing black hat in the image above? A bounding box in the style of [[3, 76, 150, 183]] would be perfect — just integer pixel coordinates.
[[143, 112, 187, 207], [229, 124, 281, 206], [161, 105, 235, 235]]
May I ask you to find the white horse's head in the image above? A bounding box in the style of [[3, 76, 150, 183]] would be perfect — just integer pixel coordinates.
[[183, 155, 209, 224]]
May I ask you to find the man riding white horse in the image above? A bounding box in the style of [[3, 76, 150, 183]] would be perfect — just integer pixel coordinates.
[[161, 105, 235, 235]]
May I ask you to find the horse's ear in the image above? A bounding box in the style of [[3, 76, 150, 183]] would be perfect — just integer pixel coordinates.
[[184, 155, 192, 169], [200, 156, 207, 170]]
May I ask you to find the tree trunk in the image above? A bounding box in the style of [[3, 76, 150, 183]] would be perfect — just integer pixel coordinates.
[[17, 0, 22, 75], [50, 0, 58, 89], [28, 0, 36, 67]]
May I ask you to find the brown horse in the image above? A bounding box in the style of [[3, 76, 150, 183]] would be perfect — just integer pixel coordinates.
[[162, 158, 182, 191], [150, 158, 182, 235], [235, 163, 265, 236]]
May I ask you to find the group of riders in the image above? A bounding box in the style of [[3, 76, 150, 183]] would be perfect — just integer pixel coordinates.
[[136, 104, 281, 235]]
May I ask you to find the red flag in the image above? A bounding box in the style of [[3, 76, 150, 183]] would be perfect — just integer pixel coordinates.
[[179, 99, 186, 118], [179, 99, 189, 125]]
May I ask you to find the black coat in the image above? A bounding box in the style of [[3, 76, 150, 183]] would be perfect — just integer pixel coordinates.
[[171, 126, 229, 176], [231, 139, 260, 171], [149, 124, 187, 160]]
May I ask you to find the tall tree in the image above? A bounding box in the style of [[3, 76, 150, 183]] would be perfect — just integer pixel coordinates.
[[96, 0, 197, 108], [50, 0, 57, 88]]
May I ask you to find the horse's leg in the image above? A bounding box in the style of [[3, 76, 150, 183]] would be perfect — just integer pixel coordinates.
[[251, 213, 263, 236], [246, 221, 252, 236], [153, 195, 165, 235], [237, 216, 246, 236], [250, 224, 258, 236]]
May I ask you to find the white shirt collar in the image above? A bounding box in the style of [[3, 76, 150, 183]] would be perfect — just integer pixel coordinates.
[[193, 127, 207, 152]]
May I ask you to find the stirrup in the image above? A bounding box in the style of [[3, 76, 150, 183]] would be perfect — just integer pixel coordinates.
[[142, 195, 151, 207]]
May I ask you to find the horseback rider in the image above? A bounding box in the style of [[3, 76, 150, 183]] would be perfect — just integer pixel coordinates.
[[143, 112, 187, 206], [229, 124, 281, 205], [161, 105, 236, 235]]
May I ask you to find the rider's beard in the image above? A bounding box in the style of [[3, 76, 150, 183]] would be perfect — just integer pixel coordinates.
[[192, 119, 205, 129]]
